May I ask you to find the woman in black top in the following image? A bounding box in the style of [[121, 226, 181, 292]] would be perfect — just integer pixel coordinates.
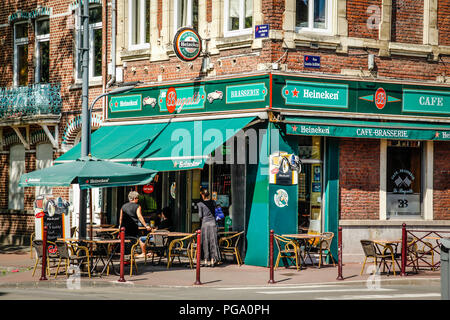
[[198, 189, 220, 267], [119, 191, 151, 238]]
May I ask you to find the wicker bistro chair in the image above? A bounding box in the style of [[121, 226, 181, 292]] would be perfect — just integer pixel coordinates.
[[31, 240, 51, 277], [317, 232, 336, 269], [360, 240, 397, 275], [166, 233, 196, 269], [274, 235, 301, 271], [53, 240, 91, 278], [106, 236, 140, 277], [145, 230, 169, 266], [218, 231, 244, 266], [413, 237, 435, 270]]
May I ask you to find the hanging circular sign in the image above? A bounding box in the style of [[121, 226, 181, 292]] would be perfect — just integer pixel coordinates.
[[173, 27, 202, 62], [375, 87, 387, 110], [143, 184, 154, 194]]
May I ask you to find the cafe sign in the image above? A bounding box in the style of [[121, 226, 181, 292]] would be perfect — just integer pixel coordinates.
[[403, 89, 450, 115], [282, 81, 348, 109], [226, 83, 268, 104], [158, 86, 206, 113], [287, 123, 450, 141]]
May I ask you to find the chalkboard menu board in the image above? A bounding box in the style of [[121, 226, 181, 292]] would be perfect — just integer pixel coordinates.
[[34, 196, 70, 241]]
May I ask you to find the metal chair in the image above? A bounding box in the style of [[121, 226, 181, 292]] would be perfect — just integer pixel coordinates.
[[317, 232, 336, 268], [53, 240, 91, 278], [167, 233, 196, 269], [274, 235, 301, 271], [218, 231, 244, 266], [31, 240, 51, 277], [360, 240, 397, 275], [145, 230, 168, 266]]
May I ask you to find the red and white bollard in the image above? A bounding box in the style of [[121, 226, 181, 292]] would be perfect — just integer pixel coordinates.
[[40, 226, 48, 281], [194, 230, 202, 285], [118, 227, 126, 282]]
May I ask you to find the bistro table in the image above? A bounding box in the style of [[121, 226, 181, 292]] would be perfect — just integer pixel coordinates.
[[282, 234, 325, 268], [58, 237, 130, 277]]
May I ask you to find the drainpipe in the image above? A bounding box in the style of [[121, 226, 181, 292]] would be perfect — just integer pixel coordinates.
[[106, 0, 116, 88]]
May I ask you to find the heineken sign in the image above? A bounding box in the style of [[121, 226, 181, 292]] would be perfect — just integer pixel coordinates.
[[109, 94, 142, 112], [282, 80, 348, 108], [286, 123, 450, 141], [173, 27, 202, 62], [403, 89, 450, 115]]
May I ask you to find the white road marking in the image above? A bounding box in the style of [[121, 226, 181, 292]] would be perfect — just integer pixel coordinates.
[[256, 288, 395, 294], [319, 293, 441, 300]]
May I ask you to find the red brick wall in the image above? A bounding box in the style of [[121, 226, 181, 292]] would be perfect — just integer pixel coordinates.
[[438, 0, 450, 46], [433, 142, 450, 220], [347, 0, 381, 40], [391, 0, 423, 44], [339, 138, 380, 220]]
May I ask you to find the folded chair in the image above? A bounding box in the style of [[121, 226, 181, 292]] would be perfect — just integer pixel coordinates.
[[317, 232, 336, 268]]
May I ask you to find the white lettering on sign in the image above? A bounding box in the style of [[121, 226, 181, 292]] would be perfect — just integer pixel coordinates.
[[303, 89, 339, 100], [357, 128, 408, 138], [231, 89, 260, 98], [300, 126, 330, 134], [443, 132, 450, 139], [120, 100, 139, 107], [419, 96, 444, 107]]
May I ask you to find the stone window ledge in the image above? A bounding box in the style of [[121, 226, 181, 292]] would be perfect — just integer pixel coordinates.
[[340, 219, 450, 227]]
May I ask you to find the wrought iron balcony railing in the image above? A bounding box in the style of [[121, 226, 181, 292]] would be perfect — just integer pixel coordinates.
[[0, 83, 62, 119]]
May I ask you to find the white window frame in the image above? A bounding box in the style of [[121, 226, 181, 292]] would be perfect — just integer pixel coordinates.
[[295, 0, 332, 34], [35, 18, 50, 84], [75, 5, 103, 81], [128, 0, 150, 50], [9, 144, 25, 210], [173, 0, 198, 32], [224, 0, 253, 37], [35, 143, 53, 197], [13, 21, 29, 87]]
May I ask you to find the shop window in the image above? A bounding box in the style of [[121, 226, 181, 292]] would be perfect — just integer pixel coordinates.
[[9, 144, 25, 210], [35, 143, 53, 197], [386, 140, 422, 219], [174, 0, 198, 31], [129, 0, 150, 49], [296, 0, 331, 33], [35, 18, 50, 83], [14, 22, 29, 86], [224, 0, 253, 37], [75, 5, 103, 80], [297, 136, 323, 233]]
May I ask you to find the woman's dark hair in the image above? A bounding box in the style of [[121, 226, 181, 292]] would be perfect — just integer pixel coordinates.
[[161, 207, 171, 219], [200, 188, 210, 198]]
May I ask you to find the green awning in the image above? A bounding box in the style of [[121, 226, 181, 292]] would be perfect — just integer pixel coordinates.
[[56, 117, 256, 171], [284, 116, 450, 141]]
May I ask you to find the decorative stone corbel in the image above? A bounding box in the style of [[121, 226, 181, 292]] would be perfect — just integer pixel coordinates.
[[40, 124, 59, 149], [12, 126, 30, 150]]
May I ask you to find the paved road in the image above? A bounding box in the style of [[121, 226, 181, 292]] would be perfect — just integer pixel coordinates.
[[0, 280, 441, 300]]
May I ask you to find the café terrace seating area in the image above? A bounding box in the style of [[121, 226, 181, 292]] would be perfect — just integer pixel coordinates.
[[30, 225, 249, 279]]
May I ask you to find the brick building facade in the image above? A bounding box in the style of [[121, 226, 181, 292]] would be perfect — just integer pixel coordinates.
[[0, 0, 449, 263]]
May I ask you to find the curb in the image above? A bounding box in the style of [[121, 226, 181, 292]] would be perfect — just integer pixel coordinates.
[[0, 277, 441, 290]]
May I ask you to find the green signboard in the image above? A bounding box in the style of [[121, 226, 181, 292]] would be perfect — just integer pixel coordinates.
[[109, 94, 142, 112], [226, 83, 268, 104], [158, 86, 206, 113], [281, 80, 349, 108], [403, 89, 450, 115], [286, 123, 450, 141]]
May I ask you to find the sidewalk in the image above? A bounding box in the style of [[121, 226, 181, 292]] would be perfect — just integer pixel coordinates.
[[0, 246, 441, 289]]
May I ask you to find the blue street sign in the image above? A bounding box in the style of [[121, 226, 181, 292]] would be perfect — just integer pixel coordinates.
[[255, 24, 269, 38], [304, 55, 321, 68]]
